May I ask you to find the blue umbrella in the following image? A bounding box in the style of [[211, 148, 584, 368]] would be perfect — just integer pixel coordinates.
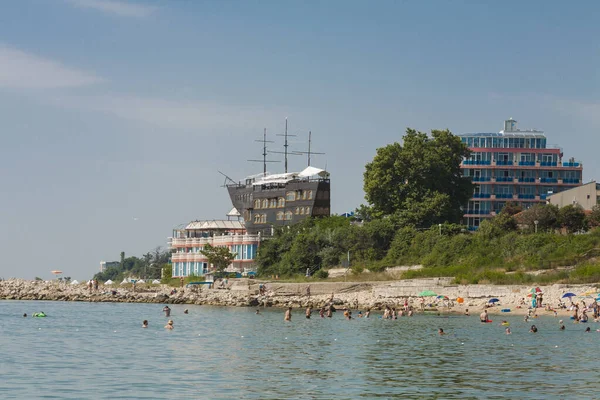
[[562, 293, 576, 298], [488, 298, 500, 303]]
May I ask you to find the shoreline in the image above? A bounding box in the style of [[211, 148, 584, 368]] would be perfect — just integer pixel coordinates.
[[1, 278, 597, 316]]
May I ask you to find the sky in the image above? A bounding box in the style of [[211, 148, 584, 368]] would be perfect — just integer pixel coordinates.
[[1, 0, 599, 280]]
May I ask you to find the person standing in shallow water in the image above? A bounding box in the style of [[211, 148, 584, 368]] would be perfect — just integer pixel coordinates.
[[305, 306, 312, 319], [480, 309, 488, 323], [284, 307, 292, 321], [163, 306, 171, 317]]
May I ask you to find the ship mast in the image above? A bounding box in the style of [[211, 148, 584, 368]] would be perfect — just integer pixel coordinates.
[[248, 128, 279, 177], [276, 118, 297, 173], [293, 130, 325, 167]]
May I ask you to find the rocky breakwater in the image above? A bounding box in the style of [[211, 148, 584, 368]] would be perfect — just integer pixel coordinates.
[[2, 278, 599, 311]]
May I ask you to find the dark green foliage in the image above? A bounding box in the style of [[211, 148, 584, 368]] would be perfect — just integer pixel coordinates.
[[588, 205, 600, 228], [200, 243, 236, 273], [363, 128, 473, 226], [501, 202, 523, 216], [314, 269, 329, 279], [519, 204, 560, 233], [94, 247, 171, 282], [558, 204, 587, 233]]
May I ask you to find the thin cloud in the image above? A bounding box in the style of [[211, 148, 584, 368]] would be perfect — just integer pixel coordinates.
[[47, 93, 289, 131], [0, 45, 103, 89], [65, 0, 157, 18]]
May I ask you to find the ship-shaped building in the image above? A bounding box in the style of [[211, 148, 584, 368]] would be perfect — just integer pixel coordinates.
[[227, 166, 331, 236], [226, 123, 331, 235]]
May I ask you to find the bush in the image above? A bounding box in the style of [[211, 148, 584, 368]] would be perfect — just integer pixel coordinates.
[[314, 269, 329, 279]]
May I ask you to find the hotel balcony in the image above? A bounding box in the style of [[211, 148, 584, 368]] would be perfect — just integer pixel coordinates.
[[461, 161, 582, 170], [170, 234, 262, 248]]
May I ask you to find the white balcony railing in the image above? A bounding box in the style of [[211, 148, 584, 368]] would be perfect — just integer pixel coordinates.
[[170, 234, 262, 248]]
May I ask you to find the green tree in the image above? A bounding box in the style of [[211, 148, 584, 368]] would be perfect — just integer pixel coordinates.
[[501, 202, 523, 216], [490, 211, 518, 232], [200, 244, 236, 274], [161, 264, 173, 284], [363, 128, 473, 226], [587, 204, 600, 228], [558, 204, 586, 233], [519, 204, 560, 233]]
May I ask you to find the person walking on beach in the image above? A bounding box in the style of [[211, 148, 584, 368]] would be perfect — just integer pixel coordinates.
[[163, 306, 171, 317], [284, 307, 292, 322]]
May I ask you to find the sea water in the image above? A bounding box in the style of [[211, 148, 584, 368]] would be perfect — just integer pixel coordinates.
[[0, 300, 597, 399]]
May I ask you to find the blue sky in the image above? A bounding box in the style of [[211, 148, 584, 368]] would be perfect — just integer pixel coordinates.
[[1, 0, 599, 280]]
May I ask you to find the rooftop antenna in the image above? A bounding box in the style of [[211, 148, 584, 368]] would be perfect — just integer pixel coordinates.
[[276, 118, 297, 173], [248, 128, 279, 177], [292, 131, 325, 167]]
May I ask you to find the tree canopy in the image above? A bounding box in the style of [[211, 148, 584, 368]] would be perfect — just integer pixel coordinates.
[[363, 128, 473, 227], [200, 244, 236, 274], [94, 247, 170, 282]]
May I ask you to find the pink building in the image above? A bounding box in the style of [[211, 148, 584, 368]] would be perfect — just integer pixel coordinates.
[[168, 218, 261, 278]]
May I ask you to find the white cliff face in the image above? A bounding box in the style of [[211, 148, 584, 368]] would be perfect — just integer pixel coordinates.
[[0, 278, 596, 310]]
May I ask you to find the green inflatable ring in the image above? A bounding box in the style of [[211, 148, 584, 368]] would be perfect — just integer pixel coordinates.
[[33, 312, 46, 317]]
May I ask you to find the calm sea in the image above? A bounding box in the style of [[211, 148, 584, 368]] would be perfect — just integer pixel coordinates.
[[0, 300, 597, 399]]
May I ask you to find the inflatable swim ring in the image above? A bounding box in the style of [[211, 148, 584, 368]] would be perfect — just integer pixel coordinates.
[[32, 312, 46, 317], [501, 322, 510, 326]]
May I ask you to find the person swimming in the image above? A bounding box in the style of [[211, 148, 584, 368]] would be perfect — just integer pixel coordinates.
[[530, 325, 538, 333], [256, 309, 260, 315], [163, 306, 171, 317], [23, 313, 27, 318], [438, 328, 446, 336], [184, 309, 189, 314], [142, 320, 148, 328], [505, 327, 511, 335], [585, 327, 591, 332], [164, 320, 174, 329]]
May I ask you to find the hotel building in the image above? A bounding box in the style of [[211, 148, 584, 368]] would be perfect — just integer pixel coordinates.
[[168, 216, 261, 278], [459, 118, 583, 229]]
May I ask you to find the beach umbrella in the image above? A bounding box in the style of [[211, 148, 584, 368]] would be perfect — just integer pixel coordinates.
[[436, 295, 449, 300], [488, 298, 500, 303], [70, 280, 79, 285], [562, 293, 576, 299], [418, 290, 437, 297], [530, 287, 542, 293], [137, 279, 145, 284], [104, 279, 114, 285], [152, 279, 161, 284]]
